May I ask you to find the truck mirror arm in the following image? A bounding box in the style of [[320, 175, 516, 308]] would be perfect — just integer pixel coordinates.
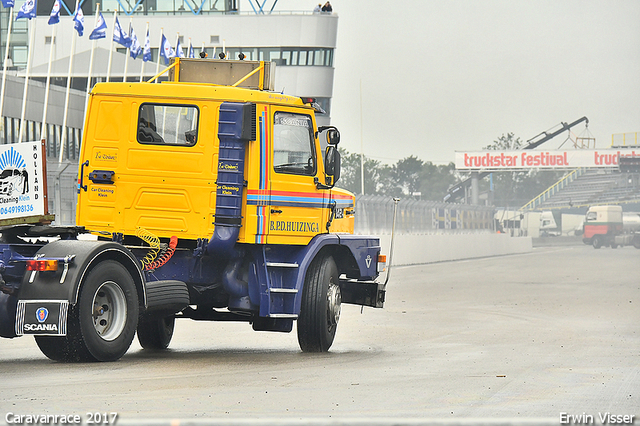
[[314, 177, 333, 190]]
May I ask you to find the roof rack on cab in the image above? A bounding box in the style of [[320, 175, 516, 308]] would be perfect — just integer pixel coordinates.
[[147, 57, 276, 91]]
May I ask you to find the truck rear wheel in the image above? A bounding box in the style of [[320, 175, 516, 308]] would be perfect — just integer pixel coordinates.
[[72, 260, 139, 361], [297, 255, 341, 352], [35, 335, 83, 362], [592, 236, 603, 249], [633, 237, 640, 249], [137, 316, 175, 350]]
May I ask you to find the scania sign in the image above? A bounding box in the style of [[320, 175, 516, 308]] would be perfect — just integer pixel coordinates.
[[24, 323, 58, 332], [15, 300, 68, 336]]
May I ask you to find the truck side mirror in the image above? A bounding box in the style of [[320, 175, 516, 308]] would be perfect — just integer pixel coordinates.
[[327, 128, 340, 145], [324, 145, 341, 187]]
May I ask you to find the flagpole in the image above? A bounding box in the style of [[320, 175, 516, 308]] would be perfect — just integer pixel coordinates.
[[140, 22, 149, 83], [175, 33, 179, 58], [60, 0, 80, 163], [83, 2, 100, 132], [18, 17, 36, 144], [41, 23, 56, 139], [106, 10, 117, 82], [122, 18, 131, 82], [0, 6, 15, 134], [155, 27, 163, 82], [86, 4, 100, 97]]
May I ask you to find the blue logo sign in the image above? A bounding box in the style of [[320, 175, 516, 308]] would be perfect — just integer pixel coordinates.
[[36, 307, 48, 323]]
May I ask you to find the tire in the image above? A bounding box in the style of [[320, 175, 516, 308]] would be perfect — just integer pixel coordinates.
[[297, 255, 341, 352], [611, 243, 618, 249], [137, 316, 175, 350], [71, 260, 139, 362], [35, 336, 81, 362], [35, 305, 94, 362], [592, 235, 602, 249], [633, 237, 640, 249]]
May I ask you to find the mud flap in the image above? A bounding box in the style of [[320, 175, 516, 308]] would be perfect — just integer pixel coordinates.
[[339, 280, 385, 308], [15, 300, 69, 336]]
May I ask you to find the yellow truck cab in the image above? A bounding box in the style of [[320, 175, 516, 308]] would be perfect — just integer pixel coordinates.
[[3, 59, 386, 362], [77, 75, 353, 244]]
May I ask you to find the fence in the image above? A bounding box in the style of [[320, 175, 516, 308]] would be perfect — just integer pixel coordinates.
[[46, 160, 78, 226], [355, 195, 495, 235], [46, 171, 497, 234]]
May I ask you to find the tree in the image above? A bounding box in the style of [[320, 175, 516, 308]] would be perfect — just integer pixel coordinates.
[[336, 149, 457, 200], [337, 148, 382, 195], [395, 156, 424, 196], [418, 162, 457, 201]]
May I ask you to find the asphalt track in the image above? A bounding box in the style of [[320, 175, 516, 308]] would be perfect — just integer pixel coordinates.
[[0, 245, 638, 425]]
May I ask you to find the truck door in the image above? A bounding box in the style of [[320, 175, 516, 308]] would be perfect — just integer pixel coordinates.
[[77, 99, 212, 240], [266, 107, 328, 245]]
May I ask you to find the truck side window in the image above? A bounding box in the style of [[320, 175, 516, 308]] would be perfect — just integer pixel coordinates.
[[137, 103, 199, 146], [586, 212, 597, 221], [272, 112, 316, 176]]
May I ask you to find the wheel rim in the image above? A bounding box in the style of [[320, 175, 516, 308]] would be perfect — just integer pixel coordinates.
[[326, 279, 341, 332], [91, 281, 127, 341]]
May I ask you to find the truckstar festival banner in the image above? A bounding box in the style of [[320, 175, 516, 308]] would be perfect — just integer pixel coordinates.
[[0, 142, 46, 220], [455, 149, 640, 170]]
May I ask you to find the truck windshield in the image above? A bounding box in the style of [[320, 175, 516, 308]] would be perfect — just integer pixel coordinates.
[[137, 103, 199, 146], [272, 112, 315, 176]]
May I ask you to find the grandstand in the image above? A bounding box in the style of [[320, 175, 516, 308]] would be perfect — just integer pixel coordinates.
[[524, 168, 640, 210]]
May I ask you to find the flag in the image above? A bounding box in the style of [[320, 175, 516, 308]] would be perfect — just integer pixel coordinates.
[[159, 34, 175, 65], [15, 0, 36, 20], [48, 0, 59, 24], [188, 39, 195, 58], [89, 11, 107, 40], [112, 16, 130, 48], [142, 29, 151, 62], [1, 0, 15, 8], [73, 5, 84, 36], [176, 38, 185, 58], [129, 24, 142, 59]]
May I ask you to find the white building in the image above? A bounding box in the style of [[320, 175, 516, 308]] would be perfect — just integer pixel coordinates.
[[0, 0, 338, 157]]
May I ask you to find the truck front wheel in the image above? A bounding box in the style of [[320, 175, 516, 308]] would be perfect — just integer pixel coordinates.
[[592, 235, 603, 249], [297, 255, 341, 352], [137, 316, 175, 350]]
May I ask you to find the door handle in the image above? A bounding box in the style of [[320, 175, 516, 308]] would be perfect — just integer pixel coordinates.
[[78, 160, 89, 192], [270, 209, 283, 214]]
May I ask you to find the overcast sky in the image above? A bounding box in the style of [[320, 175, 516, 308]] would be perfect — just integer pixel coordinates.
[[279, 0, 640, 164]]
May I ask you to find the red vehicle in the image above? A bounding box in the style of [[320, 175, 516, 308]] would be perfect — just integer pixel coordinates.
[[583, 205, 640, 249]]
